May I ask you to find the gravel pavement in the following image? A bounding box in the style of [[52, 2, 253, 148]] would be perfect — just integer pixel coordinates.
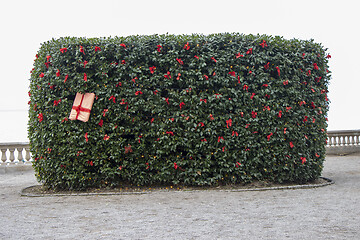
[[0, 154, 359, 240]]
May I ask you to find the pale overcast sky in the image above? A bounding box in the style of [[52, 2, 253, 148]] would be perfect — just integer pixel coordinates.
[[0, 0, 359, 142]]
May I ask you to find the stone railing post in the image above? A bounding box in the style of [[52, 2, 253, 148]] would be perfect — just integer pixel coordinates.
[[9, 148, 15, 163], [17, 147, 24, 162], [1, 149, 7, 163], [25, 147, 31, 162]]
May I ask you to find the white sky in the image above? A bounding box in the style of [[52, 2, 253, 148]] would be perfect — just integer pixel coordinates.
[[0, 0, 359, 142]]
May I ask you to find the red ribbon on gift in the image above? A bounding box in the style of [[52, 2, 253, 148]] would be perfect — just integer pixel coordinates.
[[72, 95, 90, 120], [69, 92, 95, 122]]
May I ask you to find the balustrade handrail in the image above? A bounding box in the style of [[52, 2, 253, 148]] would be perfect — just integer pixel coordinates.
[[327, 130, 360, 137], [0, 142, 30, 148]]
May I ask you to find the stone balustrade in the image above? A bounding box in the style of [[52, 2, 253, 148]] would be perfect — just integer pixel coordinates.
[[0, 130, 359, 165], [326, 130, 360, 155], [327, 130, 360, 146], [0, 142, 31, 165]]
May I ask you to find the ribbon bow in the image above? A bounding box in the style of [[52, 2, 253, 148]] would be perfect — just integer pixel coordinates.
[[198, 122, 205, 127], [259, 40, 268, 48], [228, 71, 236, 77], [226, 119, 232, 128], [109, 96, 116, 103], [79, 46, 85, 55], [179, 102, 185, 109], [125, 145, 132, 154]]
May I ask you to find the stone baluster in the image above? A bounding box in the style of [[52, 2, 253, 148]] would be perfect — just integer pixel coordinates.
[[25, 147, 31, 162], [340, 136, 344, 146], [347, 135, 351, 145], [1, 149, 7, 163], [9, 148, 15, 163], [17, 147, 24, 162], [331, 136, 335, 146], [350, 135, 354, 145]]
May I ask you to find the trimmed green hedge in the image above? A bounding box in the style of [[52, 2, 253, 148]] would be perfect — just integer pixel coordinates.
[[28, 33, 331, 190]]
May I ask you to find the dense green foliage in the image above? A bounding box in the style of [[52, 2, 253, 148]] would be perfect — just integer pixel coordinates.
[[28, 33, 331, 190]]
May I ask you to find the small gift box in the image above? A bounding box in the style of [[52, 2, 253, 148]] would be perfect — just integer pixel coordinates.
[[69, 92, 95, 122]]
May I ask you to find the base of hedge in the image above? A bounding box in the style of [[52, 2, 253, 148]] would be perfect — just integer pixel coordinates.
[[21, 177, 334, 197]]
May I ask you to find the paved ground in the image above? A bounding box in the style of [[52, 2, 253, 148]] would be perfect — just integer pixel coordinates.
[[0, 154, 359, 240]]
